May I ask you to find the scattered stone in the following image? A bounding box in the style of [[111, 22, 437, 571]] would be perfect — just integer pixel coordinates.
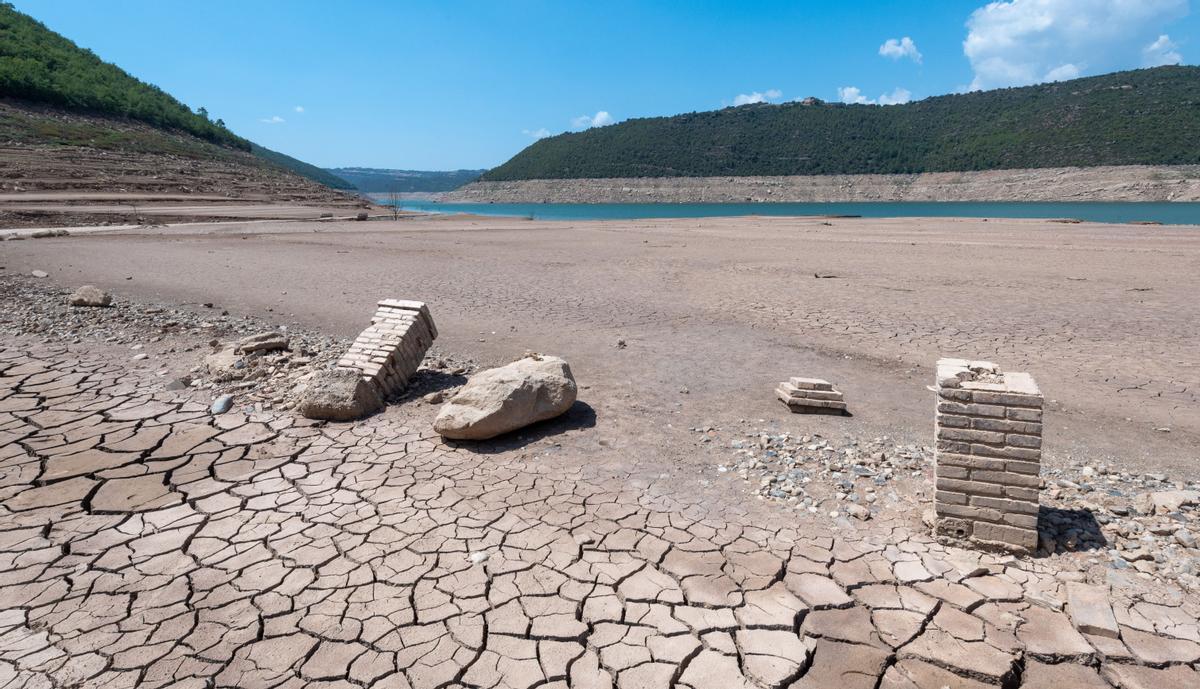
[[355, 211, 368, 221], [31, 270, 48, 278], [434, 354, 577, 440], [210, 394, 234, 415], [296, 368, 384, 422], [68, 285, 112, 307]]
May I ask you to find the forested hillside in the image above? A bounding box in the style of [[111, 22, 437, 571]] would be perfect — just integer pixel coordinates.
[[484, 66, 1200, 180], [0, 2, 348, 190]]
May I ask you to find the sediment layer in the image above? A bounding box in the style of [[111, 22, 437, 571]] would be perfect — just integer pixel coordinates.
[[445, 165, 1200, 203]]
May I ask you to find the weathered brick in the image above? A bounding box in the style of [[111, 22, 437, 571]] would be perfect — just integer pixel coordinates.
[[972, 522, 1037, 550], [936, 400, 1005, 418], [1006, 407, 1043, 422], [936, 440, 971, 455], [936, 465, 969, 479], [1006, 433, 1042, 449], [937, 503, 1002, 523], [970, 418, 1042, 435], [1003, 485, 1039, 501], [936, 453, 1006, 471], [1005, 460, 1041, 475], [969, 495, 1039, 515], [936, 413, 971, 429], [937, 478, 1003, 497], [935, 491, 968, 506], [971, 470, 1041, 488], [1003, 513, 1039, 529], [965, 390, 1043, 408], [938, 428, 1006, 444], [970, 444, 1041, 461]]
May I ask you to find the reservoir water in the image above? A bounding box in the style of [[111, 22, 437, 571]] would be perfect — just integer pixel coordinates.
[[394, 201, 1200, 225]]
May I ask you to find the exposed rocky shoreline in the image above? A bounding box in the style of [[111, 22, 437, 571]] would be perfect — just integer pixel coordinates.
[[445, 165, 1200, 203]]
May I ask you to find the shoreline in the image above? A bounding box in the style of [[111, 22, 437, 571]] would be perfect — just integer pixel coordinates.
[[445, 164, 1200, 204]]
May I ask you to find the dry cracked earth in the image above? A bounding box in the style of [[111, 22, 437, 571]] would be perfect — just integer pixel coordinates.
[[2, 336, 1200, 689]]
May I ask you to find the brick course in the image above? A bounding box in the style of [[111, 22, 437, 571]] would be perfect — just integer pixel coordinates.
[[934, 358, 1042, 553]]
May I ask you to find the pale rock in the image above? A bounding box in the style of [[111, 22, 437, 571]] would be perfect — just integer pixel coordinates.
[[68, 285, 112, 307], [433, 354, 577, 440]]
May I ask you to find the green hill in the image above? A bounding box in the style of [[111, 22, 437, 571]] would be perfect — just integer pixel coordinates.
[[484, 66, 1200, 181], [325, 168, 485, 193], [0, 2, 348, 189]]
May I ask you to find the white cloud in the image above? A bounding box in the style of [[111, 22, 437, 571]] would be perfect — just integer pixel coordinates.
[[1144, 34, 1183, 66], [838, 86, 913, 106], [294, 105, 305, 113], [732, 88, 783, 106], [879, 37, 923, 63], [523, 128, 552, 139], [878, 87, 913, 105], [259, 115, 285, 124], [964, 0, 1188, 91], [838, 86, 872, 105], [571, 111, 615, 129]]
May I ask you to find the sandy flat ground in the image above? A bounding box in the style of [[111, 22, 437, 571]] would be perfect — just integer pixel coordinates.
[[4, 213, 1197, 474]]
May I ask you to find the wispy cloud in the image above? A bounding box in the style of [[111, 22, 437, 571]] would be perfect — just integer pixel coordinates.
[[1143, 34, 1183, 66], [879, 37, 922, 63], [522, 127, 552, 139], [837, 86, 912, 106], [571, 111, 615, 129], [731, 88, 783, 106], [293, 105, 305, 113], [259, 115, 286, 124], [964, 0, 1187, 90]]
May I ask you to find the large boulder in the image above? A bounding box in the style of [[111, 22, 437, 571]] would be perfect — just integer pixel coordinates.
[[297, 369, 383, 421], [69, 285, 112, 307], [434, 354, 577, 440]]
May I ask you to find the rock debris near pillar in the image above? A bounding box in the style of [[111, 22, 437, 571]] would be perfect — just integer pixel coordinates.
[[336, 299, 437, 397], [776, 376, 848, 414], [934, 358, 1043, 554]]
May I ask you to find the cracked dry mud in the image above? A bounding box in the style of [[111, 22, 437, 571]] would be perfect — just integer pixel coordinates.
[[2, 336, 1199, 689]]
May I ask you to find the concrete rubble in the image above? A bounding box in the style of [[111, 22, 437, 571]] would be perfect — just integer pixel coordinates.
[[776, 377, 848, 414]]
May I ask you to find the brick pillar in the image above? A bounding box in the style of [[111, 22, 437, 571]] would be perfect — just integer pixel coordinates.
[[934, 358, 1043, 554]]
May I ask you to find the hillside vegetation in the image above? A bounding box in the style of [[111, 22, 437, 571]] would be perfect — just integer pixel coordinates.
[[0, 3, 350, 190], [326, 168, 485, 193], [484, 66, 1200, 181]]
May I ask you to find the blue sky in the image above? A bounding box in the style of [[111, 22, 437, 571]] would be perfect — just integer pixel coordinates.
[[13, 0, 1198, 170]]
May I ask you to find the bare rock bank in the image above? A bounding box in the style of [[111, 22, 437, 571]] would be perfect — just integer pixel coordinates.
[[445, 165, 1200, 203]]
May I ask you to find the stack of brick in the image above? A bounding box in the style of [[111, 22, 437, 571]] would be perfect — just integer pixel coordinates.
[[775, 377, 847, 414], [336, 299, 438, 397], [934, 358, 1043, 553]]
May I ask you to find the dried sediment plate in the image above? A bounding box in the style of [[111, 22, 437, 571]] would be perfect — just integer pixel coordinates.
[[1, 337, 1197, 688]]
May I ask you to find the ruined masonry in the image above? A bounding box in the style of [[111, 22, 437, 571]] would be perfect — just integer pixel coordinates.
[[336, 299, 438, 396], [934, 358, 1043, 553], [776, 376, 847, 413]]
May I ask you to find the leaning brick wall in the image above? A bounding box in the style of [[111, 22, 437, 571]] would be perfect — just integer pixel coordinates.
[[337, 300, 437, 398], [934, 358, 1043, 553]]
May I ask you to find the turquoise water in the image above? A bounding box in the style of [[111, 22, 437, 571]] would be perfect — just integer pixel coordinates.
[[395, 200, 1200, 225]]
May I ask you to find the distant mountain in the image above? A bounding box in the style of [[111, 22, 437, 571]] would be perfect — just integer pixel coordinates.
[[484, 66, 1200, 181], [327, 167, 485, 193], [0, 2, 350, 190]]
